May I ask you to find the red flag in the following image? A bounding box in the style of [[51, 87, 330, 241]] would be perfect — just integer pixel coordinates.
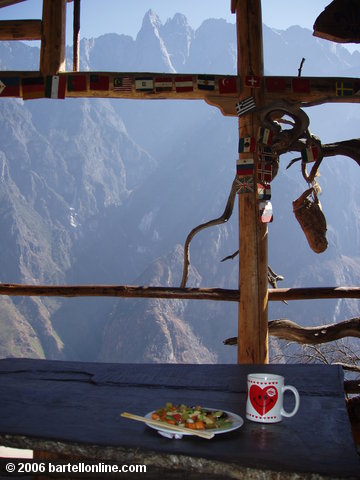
[[90, 75, 109, 91], [265, 77, 286, 92], [257, 162, 272, 183], [292, 78, 311, 93], [67, 74, 87, 92], [245, 75, 261, 88], [218, 77, 237, 94]]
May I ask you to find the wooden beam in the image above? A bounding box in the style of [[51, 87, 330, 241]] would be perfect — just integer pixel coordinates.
[[0, 283, 240, 302], [236, 0, 268, 364], [73, 0, 80, 72], [0, 0, 26, 7], [269, 286, 360, 301], [0, 19, 41, 40], [40, 0, 66, 75], [0, 71, 360, 113], [0, 283, 358, 302], [230, 0, 238, 14]]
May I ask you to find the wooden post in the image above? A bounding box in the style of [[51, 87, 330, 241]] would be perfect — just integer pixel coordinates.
[[73, 0, 81, 72], [234, 0, 269, 363], [40, 0, 66, 75]]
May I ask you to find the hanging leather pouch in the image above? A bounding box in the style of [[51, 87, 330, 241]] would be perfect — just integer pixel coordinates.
[[293, 187, 328, 253]]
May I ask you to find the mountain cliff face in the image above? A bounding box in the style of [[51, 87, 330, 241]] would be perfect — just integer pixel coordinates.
[[0, 12, 360, 362]]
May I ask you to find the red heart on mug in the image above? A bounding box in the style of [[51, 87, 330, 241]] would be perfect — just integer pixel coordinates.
[[249, 384, 278, 415]]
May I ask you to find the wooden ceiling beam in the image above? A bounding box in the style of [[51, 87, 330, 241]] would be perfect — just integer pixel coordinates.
[[0, 19, 41, 40], [40, 0, 66, 75], [0, 0, 27, 8], [313, 0, 360, 43], [230, 0, 238, 14]]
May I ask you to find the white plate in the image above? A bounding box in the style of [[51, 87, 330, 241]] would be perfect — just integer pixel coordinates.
[[144, 408, 243, 439]]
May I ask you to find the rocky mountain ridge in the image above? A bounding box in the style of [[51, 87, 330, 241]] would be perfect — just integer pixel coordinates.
[[0, 12, 359, 363]]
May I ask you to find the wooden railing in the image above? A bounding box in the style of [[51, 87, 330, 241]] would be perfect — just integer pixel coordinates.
[[1, 282, 358, 391], [0, 283, 359, 302]]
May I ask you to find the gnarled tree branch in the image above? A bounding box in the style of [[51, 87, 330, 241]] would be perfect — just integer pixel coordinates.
[[224, 317, 360, 346], [180, 176, 238, 288]]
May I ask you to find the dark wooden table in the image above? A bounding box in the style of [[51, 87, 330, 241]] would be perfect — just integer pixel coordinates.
[[0, 358, 358, 479]]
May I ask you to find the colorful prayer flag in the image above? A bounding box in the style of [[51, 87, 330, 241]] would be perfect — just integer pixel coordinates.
[[265, 77, 286, 92], [257, 182, 271, 201], [67, 74, 87, 92], [258, 127, 273, 146], [238, 137, 256, 153], [236, 96, 256, 117], [245, 75, 261, 88], [257, 162, 272, 183], [336, 81, 353, 96], [175, 76, 193, 93], [45, 75, 66, 99], [235, 175, 255, 194], [135, 78, 154, 92], [90, 74, 109, 91], [113, 76, 132, 92], [155, 77, 173, 92], [218, 76, 237, 94], [301, 146, 319, 163], [22, 77, 44, 100], [197, 75, 215, 91], [237, 157, 254, 176], [0, 77, 20, 97], [292, 78, 311, 94]]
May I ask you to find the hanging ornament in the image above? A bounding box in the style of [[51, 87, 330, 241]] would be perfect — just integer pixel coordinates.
[[292, 187, 328, 253]]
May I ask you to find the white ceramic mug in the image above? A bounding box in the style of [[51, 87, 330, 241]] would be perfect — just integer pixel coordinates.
[[246, 373, 300, 423]]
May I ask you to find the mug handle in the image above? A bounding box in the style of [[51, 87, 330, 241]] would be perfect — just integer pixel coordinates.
[[281, 385, 300, 418]]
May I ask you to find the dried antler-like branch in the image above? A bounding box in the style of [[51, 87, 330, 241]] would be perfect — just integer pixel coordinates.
[[180, 176, 238, 288]]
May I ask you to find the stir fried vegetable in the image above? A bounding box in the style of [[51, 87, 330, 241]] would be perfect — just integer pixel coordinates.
[[151, 402, 232, 430]]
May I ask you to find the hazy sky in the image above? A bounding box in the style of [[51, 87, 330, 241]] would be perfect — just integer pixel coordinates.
[[1, 0, 332, 41]]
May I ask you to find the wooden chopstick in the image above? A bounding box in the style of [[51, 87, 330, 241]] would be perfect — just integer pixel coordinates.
[[121, 412, 215, 439]]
